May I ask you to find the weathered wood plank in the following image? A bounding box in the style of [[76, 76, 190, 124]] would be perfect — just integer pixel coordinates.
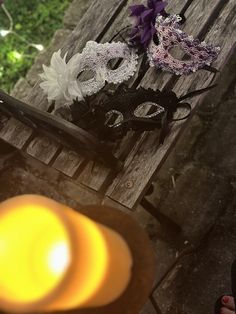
[[78, 135, 141, 192], [53, 0, 139, 180], [106, 0, 236, 209], [0, 118, 33, 149], [59, 0, 147, 184], [61, 0, 128, 58], [27, 0, 128, 112], [105, 0, 223, 197], [53, 148, 85, 176], [79, 161, 111, 191], [76, 0, 191, 191], [0, 0, 125, 167], [26, 136, 60, 164], [0, 0, 128, 165]]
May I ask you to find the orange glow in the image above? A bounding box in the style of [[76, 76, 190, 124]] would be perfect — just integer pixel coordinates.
[[0, 195, 133, 313], [0, 202, 71, 306]]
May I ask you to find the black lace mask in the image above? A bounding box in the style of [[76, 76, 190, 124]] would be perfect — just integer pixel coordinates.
[[70, 84, 215, 144]]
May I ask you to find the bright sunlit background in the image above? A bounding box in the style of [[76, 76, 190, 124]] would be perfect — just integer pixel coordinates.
[[0, 0, 71, 92]]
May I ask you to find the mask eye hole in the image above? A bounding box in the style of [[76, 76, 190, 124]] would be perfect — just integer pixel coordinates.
[[107, 58, 124, 70], [153, 34, 160, 46], [105, 110, 124, 128], [134, 102, 165, 118], [78, 69, 95, 82], [169, 45, 192, 61]]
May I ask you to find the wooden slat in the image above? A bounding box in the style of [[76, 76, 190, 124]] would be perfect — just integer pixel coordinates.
[[61, 0, 128, 58], [105, 0, 223, 197], [58, 0, 143, 182], [106, 0, 235, 209], [53, 148, 85, 176], [75, 0, 191, 191], [50, 0, 141, 177], [26, 136, 60, 165], [25, 0, 128, 165], [0, 0, 128, 166], [27, 0, 129, 112], [79, 161, 111, 191], [0, 118, 32, 149], [56, 0, 141, 182]]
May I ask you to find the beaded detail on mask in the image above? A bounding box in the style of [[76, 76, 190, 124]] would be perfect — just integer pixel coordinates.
[[40, 41, 138, 108], [147, 14, 220, 75]]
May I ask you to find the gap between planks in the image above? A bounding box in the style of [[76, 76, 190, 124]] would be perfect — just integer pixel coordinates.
[[100, 0, 225, 197], [53, 0, 142, 179], [73, 0, 193, 193], [0, 0, 130, 168], [105, 0, 235, 209]]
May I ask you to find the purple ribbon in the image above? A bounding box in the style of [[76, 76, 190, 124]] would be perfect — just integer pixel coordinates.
[[129, 0, 167, 49]]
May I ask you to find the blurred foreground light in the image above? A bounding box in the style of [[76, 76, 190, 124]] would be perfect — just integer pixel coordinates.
[[0, 29, 11, 37], [0, 195, 133, 313], [12, 50, 22, 60], [31, 44, 44, 51], [7, 50, 23, 63]]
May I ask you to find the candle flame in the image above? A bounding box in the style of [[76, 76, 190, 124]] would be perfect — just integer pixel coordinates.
[[48, 242, 70, 275], [0, 202, 72, 305]]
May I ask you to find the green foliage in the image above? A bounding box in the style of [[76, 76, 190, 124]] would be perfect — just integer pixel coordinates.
[[0, 0, 71, 92]]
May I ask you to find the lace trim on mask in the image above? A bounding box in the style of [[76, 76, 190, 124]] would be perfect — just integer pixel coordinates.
[[147, 14, 220, 75], [39, 41, 138, 107]]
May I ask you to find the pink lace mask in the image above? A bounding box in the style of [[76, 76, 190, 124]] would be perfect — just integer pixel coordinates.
[[148, 14, 220, 75]]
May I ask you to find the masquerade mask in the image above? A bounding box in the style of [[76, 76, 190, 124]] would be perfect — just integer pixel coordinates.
[[0, 89, 122, 170], [71, 84, 216, 144], [92, 86, 190, 143], [148, 14, 220, 75], [40, 41, 138, 107]]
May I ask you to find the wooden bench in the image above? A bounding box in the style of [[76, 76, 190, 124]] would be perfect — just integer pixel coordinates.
[[1, 0, 235, 217], [0, 0, 235, 311]]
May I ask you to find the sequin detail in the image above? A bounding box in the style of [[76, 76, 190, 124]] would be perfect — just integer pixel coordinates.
[[80, 41, 138, 96], [148, 14, 220, 75], [40, 41, 138, 107]]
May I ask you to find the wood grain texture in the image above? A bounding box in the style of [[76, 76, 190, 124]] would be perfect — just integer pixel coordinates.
[[76, 0, 190, 191], [10, 0, 128, 166], [50, 0, 138, 176], [53, 148, 85, 176], [106, 0, 236, 209], [62, 0, 140, 186], [25, 0, 127, 113], [1, 0, 234, 212], [52, 151, 84, 177], [78, 161, 111, 191], [0, 118, 33, 149], [26, 135, 60, 164], [61, 0, 127, 58]]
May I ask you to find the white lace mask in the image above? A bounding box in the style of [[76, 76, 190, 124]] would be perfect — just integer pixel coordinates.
[[40, 41, 138, 108]]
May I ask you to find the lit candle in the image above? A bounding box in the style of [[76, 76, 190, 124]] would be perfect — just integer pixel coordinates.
[[0, 195, 133, 313]]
